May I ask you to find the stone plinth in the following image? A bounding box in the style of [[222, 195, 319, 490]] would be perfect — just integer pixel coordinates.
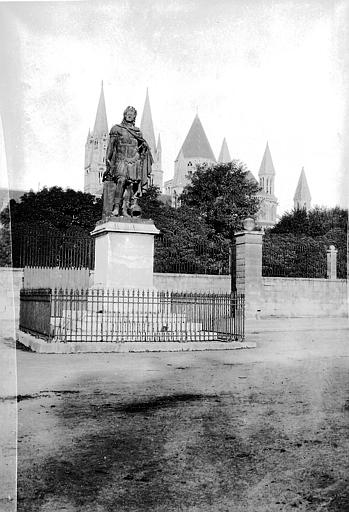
[[91, 218, 159, 289]]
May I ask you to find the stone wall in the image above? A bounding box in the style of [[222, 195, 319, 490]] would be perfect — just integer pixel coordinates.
[[153, 273, 231, 293], [261, 277, 348, 318], [0, 268, 23, 336], [90, 271, 231, 292]]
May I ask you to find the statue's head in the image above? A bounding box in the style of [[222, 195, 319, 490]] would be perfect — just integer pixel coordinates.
[[123, 106, 137, 125]]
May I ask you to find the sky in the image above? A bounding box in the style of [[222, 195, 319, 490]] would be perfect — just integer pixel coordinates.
[[0, 0, 348, 215]]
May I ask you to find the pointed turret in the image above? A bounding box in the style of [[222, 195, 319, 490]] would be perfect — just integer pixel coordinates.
[[84, 83, 108, 197], [151, 133, 163, 189], [258, 142, 275, 176], [256, 142, 278, 228], [140, 88, 156, 157], [294, 167, 311, 210], [93, 81, 108, 137], [218, 138, 231, 163], [176, 114, 216, 161]]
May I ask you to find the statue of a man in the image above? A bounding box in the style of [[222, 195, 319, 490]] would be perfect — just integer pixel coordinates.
[[102, 106, 153, 219]]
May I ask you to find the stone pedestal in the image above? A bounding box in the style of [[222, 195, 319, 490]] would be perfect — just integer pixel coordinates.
[[91, 218, 159, 289]]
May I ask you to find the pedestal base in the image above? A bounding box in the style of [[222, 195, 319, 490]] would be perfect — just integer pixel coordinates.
[[91, 218, 159, 289]]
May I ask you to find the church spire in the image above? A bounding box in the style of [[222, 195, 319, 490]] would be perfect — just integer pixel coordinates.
[[93, 81, 108, 137], [258, 142, 275, 196], [140, 88, 156, 156], [258, 142, 275, 176], [218, 137, 231, 163], [294, 167, 311, 210]]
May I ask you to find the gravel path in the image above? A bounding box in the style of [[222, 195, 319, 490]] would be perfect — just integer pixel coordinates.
[[2, 318, 349, 511]]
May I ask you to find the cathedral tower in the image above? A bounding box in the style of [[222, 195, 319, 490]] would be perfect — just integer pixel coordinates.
[[140, 89, 163, 189], [294, 167, 311, 210], [84, 82, 108, 197], [256, 142, 278, 227]]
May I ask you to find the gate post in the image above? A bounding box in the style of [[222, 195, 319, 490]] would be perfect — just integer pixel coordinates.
[[326, 245, 337, 279], [234, 219, 263, 320]]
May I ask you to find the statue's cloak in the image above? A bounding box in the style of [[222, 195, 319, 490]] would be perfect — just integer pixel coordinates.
[[114, 123, 153, 190]]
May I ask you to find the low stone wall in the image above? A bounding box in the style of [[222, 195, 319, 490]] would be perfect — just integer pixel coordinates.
[[0, 267, 23, 336], [261, 277, 348, 318], [153, 273, 231, 293], [90, 271, 231, 292]]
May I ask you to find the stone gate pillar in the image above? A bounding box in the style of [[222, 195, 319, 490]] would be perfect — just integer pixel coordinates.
[[326, 245, 337, 280], [234, 219, 263, 320]]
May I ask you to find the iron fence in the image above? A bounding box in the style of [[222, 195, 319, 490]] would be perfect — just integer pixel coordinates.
[[154, 234, 230, 275], [12, 229, 231, 275], [262, 236, 328, 278], [337, 245, 348, 279], [19, 288, 244, 343], [12, 230, 95, 269]]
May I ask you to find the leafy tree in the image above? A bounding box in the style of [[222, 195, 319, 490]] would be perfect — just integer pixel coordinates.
[[0, 187, 102, 268], [140, 186, 229, 274], [270, 208, 309, 236], [1, 186, 102, 234], [139, 162, 260, 274], [271, 206, 347, 239], [180, 160, 261, 238], [265, 206, 348, 279], [262, 233, 328, 278]]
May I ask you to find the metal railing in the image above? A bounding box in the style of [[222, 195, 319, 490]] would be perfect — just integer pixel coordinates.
[[12, 230, 231, 275], [262, 236, 328, 278], [154, 235, 230, 275], [12, 230, 95, 269], [19, 288, 245, 343]]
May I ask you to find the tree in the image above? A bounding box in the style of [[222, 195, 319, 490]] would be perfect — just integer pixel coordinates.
[[271, 206, 347, 239], [265, 206, 348, 279], [0, 187, 103, 268], [1, 186, 103, 234], [180, 160, 261, 238], [139, 186, 229, 274]]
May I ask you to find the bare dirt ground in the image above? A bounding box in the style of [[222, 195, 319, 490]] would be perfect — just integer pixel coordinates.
[[2, 318, 349, 511]]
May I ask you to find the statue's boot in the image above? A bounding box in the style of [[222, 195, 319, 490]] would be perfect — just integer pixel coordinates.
[[111, 203, 120, 216], [122, 202, 131, 217]]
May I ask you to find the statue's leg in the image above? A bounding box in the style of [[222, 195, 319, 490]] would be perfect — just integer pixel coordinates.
[[111, 177, 126, 216], [122, 182, 133, 217], [102, 181, 117, 219]]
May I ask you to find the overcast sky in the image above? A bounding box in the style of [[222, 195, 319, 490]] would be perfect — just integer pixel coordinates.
[[0, 0, 348, 214]]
